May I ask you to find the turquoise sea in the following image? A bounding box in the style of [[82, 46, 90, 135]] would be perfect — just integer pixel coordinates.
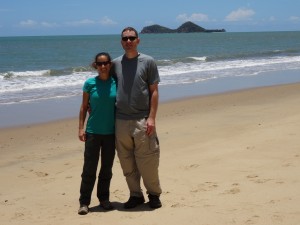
[[1, 31, 300, 127]]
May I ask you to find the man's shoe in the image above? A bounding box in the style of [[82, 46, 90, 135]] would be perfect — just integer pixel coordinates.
[[78, 204, 89, 215], [148, 194, 162, 209], [124, 196, 145, 209], [100, 200, 114, 210]]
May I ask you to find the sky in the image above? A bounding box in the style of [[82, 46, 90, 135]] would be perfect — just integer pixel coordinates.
[[1, 0, 300, 36]]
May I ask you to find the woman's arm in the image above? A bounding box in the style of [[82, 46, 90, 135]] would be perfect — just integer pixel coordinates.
[[78, 92, 89, 141]]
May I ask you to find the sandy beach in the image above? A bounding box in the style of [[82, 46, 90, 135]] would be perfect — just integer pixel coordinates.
[[1, 82, 300, 225]]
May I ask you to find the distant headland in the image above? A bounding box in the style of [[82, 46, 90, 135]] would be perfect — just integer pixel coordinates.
[[141, 21, 226, 34]]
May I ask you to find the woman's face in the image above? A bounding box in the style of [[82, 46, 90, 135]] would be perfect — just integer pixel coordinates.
[[95, 55, 111, 74]]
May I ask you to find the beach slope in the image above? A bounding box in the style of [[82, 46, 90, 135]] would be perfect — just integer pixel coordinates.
[[1, 83, 300, 225]]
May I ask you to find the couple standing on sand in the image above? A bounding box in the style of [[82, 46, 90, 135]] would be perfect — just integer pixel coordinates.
[[77, 27, 162, 215]]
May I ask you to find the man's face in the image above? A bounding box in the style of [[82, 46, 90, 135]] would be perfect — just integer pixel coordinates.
[[121, 30, 139, 52]]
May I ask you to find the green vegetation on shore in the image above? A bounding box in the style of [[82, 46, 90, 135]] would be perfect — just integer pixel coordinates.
[[141, 21, 226, 33]]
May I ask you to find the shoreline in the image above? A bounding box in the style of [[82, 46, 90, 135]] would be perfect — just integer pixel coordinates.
[[1, 82, 300, 224], [1, 68, 300, 128]]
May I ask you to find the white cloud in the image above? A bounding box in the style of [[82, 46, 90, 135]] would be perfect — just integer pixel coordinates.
[[289, 16, 300, 22], [19, 19, 58, 28], [99, 16, 117, 25], [177, 13, 209, 22], [145, 21, 155, 26], [40, 22, 59, 28], [269, 16, 276, 22], [225, 8, 255, 21], [17, 17, 116, 30], [64, 17, 117, 27], [64, 19, 96, 27], [19, 19, 38, 28], [0, 8, 11, 12]]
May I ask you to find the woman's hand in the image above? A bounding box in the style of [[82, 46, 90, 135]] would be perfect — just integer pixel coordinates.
[[78, 128, 86, 142]]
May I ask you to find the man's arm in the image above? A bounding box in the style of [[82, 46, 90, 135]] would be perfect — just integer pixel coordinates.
[[146, 82, 159, 136]]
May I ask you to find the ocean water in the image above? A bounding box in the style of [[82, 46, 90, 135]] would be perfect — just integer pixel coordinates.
[[1, 31, 300, 106]]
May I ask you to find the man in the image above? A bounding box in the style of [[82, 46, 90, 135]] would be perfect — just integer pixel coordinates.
[[112, 27, 162, 209]]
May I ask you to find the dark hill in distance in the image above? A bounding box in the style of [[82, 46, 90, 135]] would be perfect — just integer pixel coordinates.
[[141, 21, 226, 34]]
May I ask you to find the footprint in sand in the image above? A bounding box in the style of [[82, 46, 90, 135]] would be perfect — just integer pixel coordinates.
[[221, 183, 241, 194], [247, 174, 273, 184], [14, 212, 25, 218], [171, 202, 185, 208], [246, 174, 259, 179], [268, 199, 280, 204], [223, 187, 240, 194], [35, 171, 49, 177], [245, 215, 260, 225], [112, 189, 125, 201], [183, 164, 200, 170], [191, 182, 219, 192], [271, 214, 284, 222], [282, 163, 291, 167], [254, 178, 272, 184], [246, 146, 255, 150]]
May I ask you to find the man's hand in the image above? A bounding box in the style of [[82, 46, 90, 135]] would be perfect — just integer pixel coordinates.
[[146, 117, 155, 136]]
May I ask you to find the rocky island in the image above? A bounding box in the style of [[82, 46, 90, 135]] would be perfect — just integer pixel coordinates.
[[141, 21, 226, 34]]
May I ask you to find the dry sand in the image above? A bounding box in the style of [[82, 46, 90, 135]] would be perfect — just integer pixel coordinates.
[[1, 83, 300, 225]]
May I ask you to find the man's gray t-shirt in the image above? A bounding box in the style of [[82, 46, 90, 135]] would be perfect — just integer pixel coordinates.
[[112, 53, 160, 120]]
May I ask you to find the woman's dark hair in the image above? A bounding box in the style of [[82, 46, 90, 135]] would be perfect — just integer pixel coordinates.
[[94, 52, 111, 62]]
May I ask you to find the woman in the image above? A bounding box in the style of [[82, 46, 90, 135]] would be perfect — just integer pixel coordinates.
[[78, 52, 117, 215]]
